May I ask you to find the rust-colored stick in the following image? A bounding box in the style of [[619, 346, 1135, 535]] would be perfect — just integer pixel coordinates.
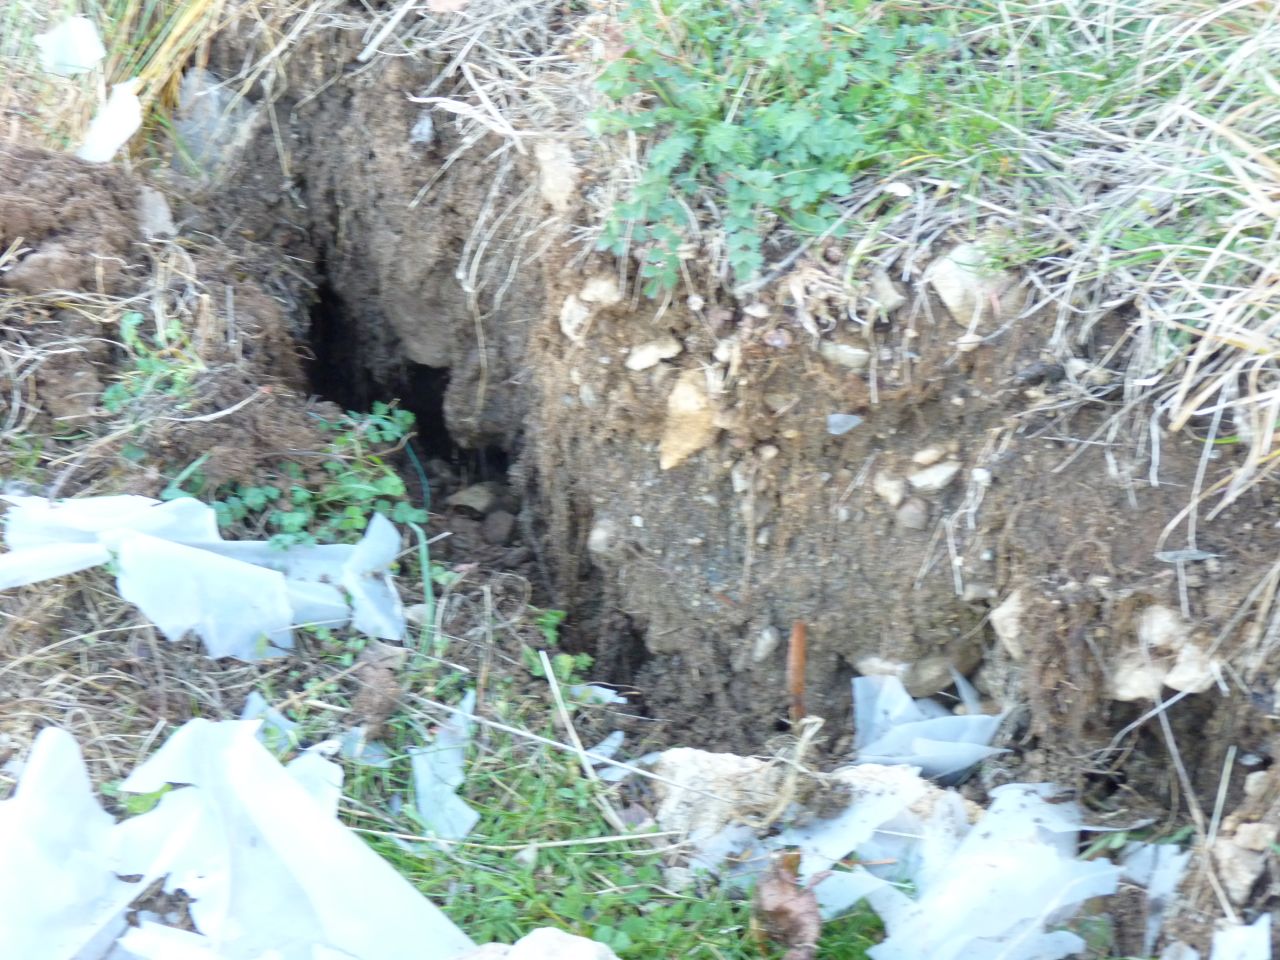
[[787, 620, 807, 726]]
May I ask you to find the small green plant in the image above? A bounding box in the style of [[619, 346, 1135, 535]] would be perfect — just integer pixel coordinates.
[[101, 780, 171, 816], [358, 712, 883, 958], [101, 311, 202, 414], [519, 608, 592, 684], [595, 0, 957, 294], [201, 402, 429, 548]]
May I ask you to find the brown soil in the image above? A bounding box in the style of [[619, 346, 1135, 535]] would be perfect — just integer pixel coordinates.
[[2, 18, 1276, 952], [145, 20, 1280, 826]]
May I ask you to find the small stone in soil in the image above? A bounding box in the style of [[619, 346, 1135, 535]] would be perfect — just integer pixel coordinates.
[[481, 510, 516, 545]]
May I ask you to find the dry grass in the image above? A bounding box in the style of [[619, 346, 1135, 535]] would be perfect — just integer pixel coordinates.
[[0, 0, 243, 152], [963, 1, 1280, 515]]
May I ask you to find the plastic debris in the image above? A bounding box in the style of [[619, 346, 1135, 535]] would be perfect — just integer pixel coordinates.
[[648, 742, 1120, 960], [0, 494, 406, 660], [1210, 914, 1272, 960], [0, 721, 476, 959], [852, 673, 1004, 783], [410, 690, 480, 840], [77, 79, 143, 163], [174, 68, 256, 176], [35, 16, 106, 76], [826, 413, 863, 436], [568, 683, 628, 705], [410, 112, 435, 146], [1122, 841, 1193, 955], [869, 783, 1119, 960], [239, 690, 299, 754]]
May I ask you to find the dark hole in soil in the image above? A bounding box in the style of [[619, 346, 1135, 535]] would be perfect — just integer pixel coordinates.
[[305, 267, 506, 480], [303, 257, 647, 697]]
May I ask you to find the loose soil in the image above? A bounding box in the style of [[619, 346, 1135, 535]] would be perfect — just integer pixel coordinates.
[[2, 17, 1278, 955]]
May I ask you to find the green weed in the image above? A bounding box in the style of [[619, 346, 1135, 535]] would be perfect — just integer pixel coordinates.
[[350, 688, 882, 958], [166, 402, 429, 548], [595, 0, 960, 294], [100, 311, 202, 416]]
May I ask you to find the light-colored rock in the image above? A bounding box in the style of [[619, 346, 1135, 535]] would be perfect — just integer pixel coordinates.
[[1243, 770, 1269, 800], [819, 342, 871, 372], [1138, 605, 1191, 651], [651, 748, 776, 841], [559, 294, 591, 343], [896, 497, 929, 530], [956, 332, 983, 353], [912, 445, 946, 466], [908, 460, 961, 493], [903, 656, 953, 698], [624, 336, 682, 371], [990, 589, 1026, 661], [461, 928, 621, 960], [743, 301, 770, 319], [753, 626, 780, 663], [534, 140, 579, 214], [137, 186, 176, 239], [659, 369, 718, 470], [855, 657, 908, 679], [927, 242, 1020, 328], [1164, 643, 1217, 694], [1108, 651, 1166, 702], [1211, 837, 1266, 905], [868, 270, 906, 315], [587, 518, 619, 558], [579, 275, 623, 306], [445, 483, 501, 515], [873, 472, 906, 508], [1233, 821, 1279, 852]]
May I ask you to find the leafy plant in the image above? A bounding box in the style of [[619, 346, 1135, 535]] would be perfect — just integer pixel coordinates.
[[101, 311, 202, 414], [519, 608, 592, 684], [358, 705, 883, 958], [166, 402, 429, 548], [595, 0, 957, 294]]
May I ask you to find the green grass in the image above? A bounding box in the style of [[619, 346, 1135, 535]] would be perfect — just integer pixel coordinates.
[[340, 680, 883, 958]]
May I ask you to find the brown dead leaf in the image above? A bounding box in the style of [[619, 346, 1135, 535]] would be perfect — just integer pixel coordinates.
[[349, 641, 407, 740], [752, 851, 821, 960], [658, 368, 718, 470]]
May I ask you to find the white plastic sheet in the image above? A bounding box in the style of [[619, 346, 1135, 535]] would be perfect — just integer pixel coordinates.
[[0, 721, 476, 960], [77, 79, 143, 164], [852, 673, 1005, 783], [865, 784, 1120, 960], [0, 495, 406, 659], [34, 16, 106, 76], [410, 690, 480, 840], [1211, 915, 1272, 960]]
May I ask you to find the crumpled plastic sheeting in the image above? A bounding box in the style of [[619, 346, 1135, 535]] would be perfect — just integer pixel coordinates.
[[410, 690, 480, 840], [1122, 841, 1194, 956], [35, 16, 106, 76], [76, 79, 143, 164], [852, 673, 1005, 783], [1210, 914, 1272, 960], [0, 495, 406, 659], [856, 783, 1120, 960], [0, 721, 475, 960]]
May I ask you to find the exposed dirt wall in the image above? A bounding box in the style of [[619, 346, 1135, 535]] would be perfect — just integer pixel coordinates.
[[187, 21, 1277, 813]]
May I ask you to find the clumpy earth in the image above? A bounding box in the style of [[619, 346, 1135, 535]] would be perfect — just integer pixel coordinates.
[[164, 21, 1277, 820], [3, 21, 1277, 937]]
